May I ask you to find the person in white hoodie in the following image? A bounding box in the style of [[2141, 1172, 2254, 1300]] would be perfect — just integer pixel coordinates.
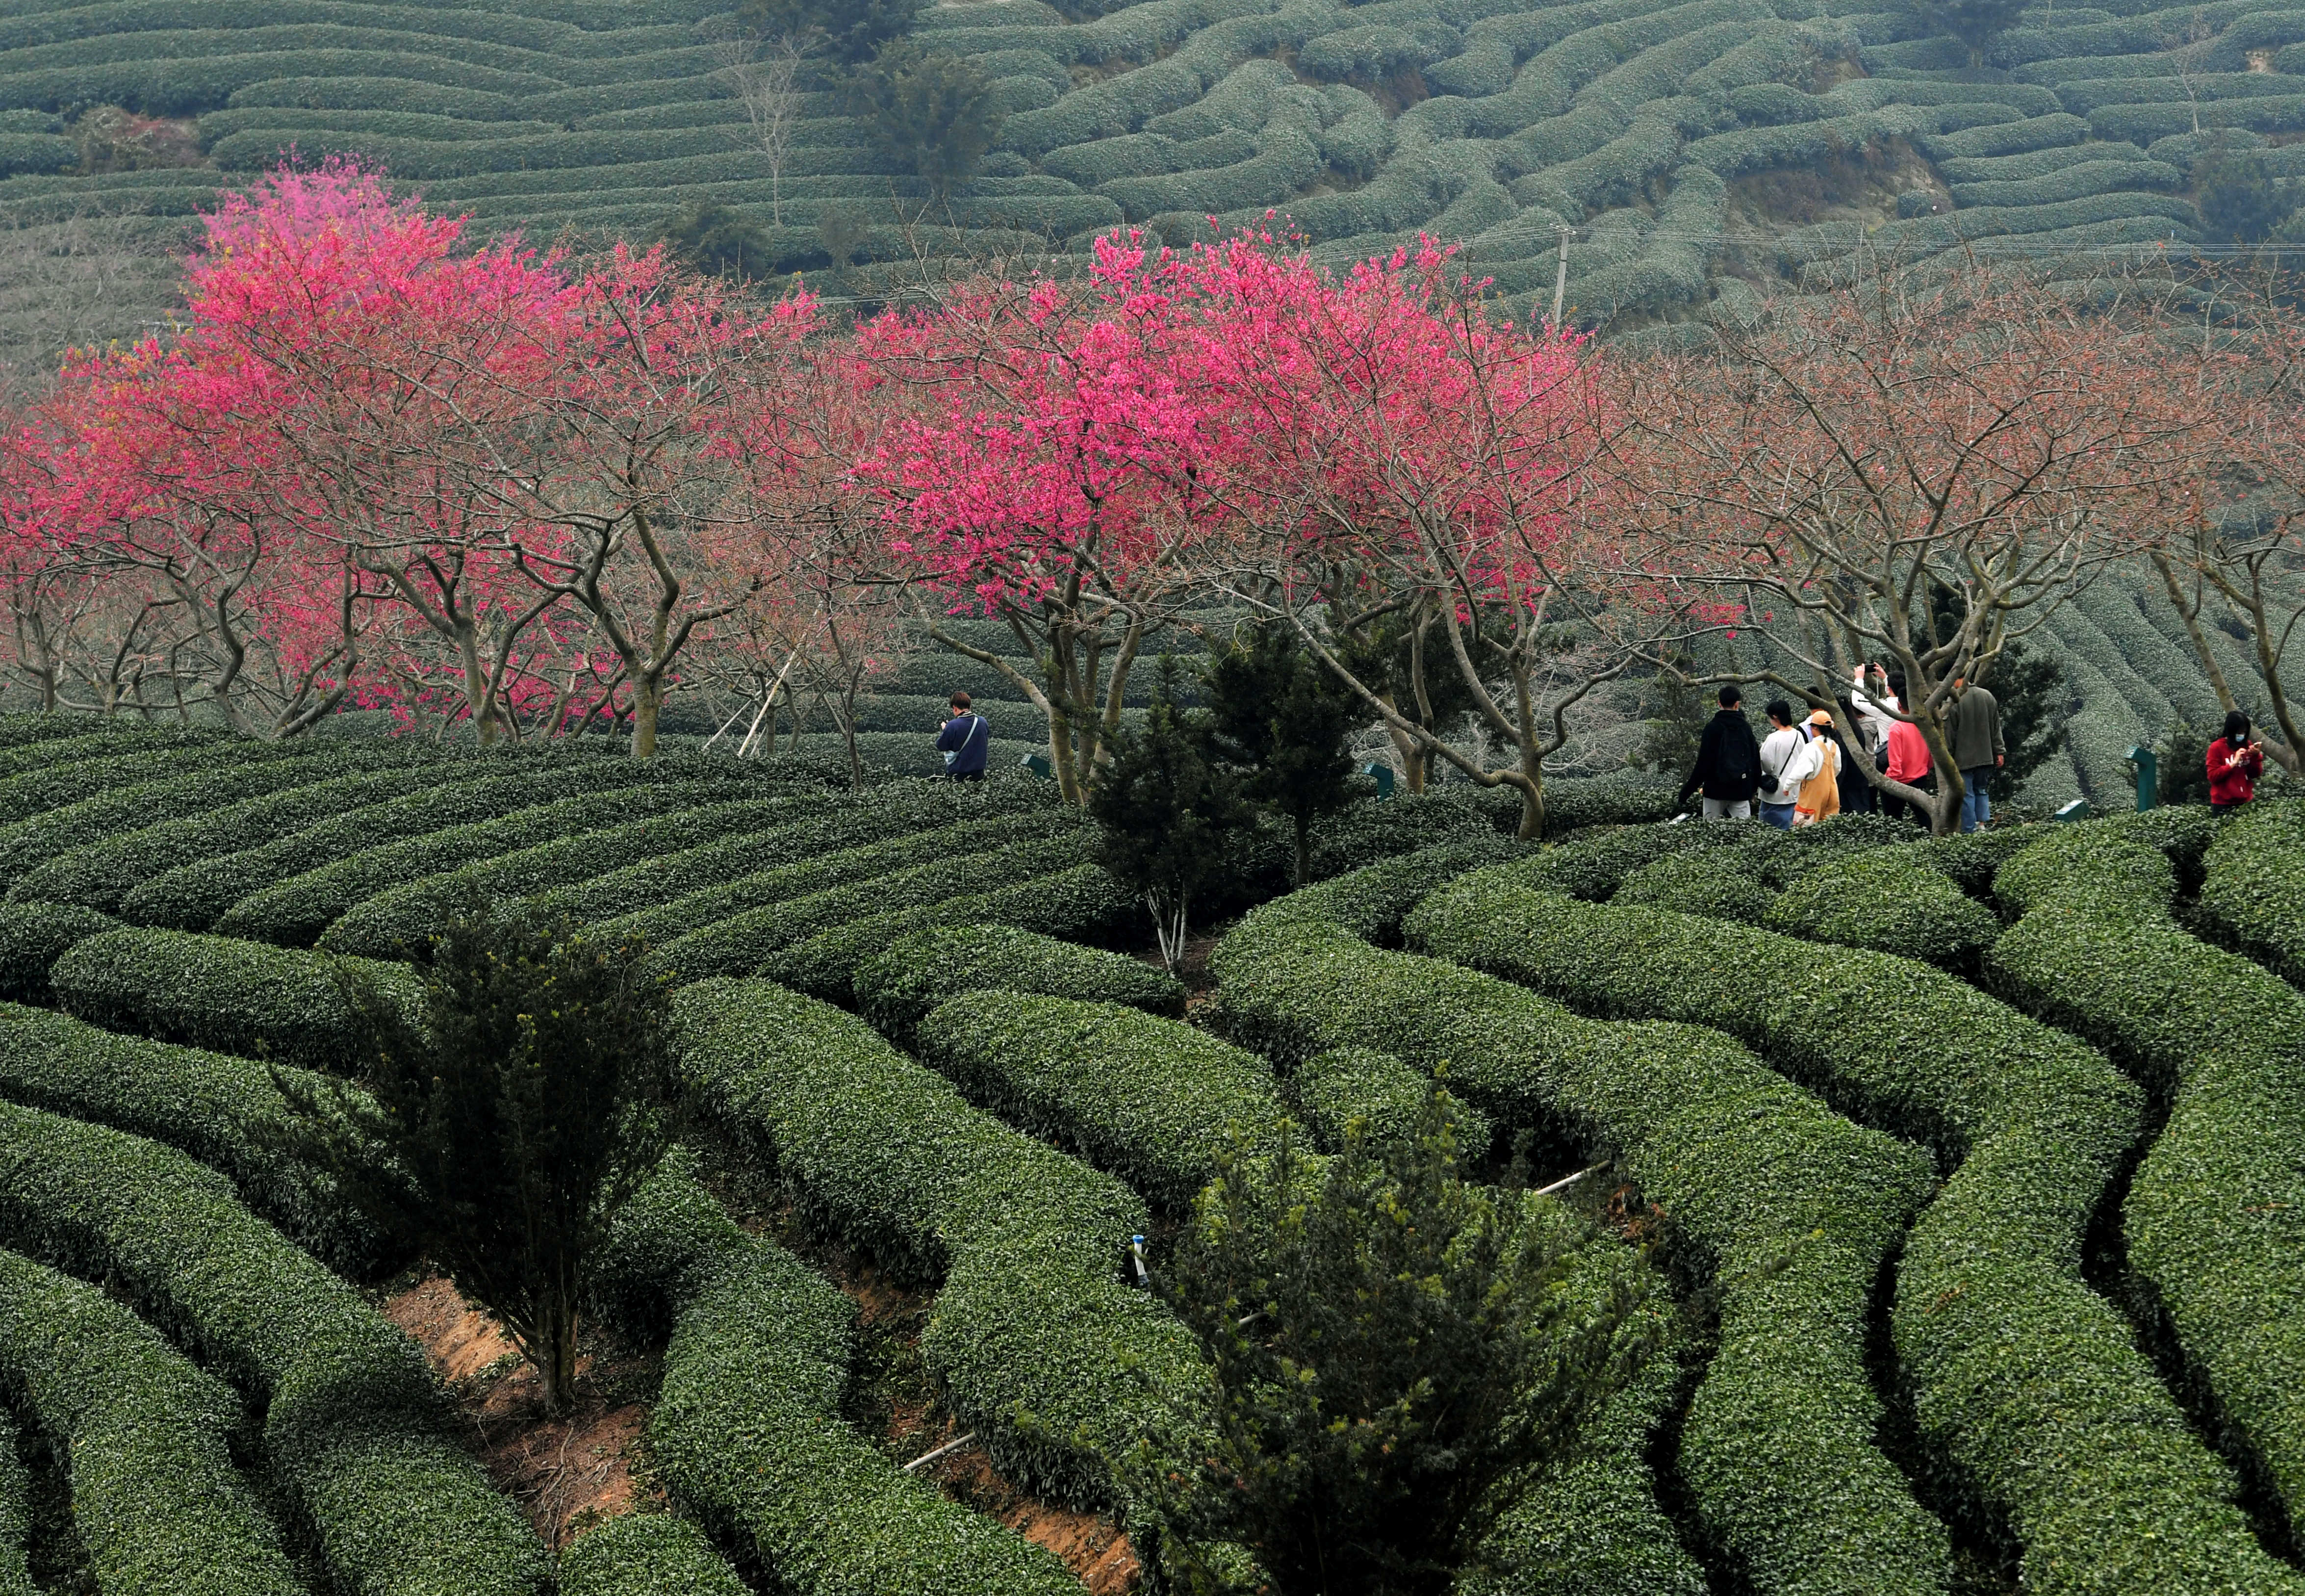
[[1757, 699, 1818, 830]]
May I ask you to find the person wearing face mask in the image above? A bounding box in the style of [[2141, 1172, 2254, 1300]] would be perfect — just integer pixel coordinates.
[[2206, 709, 2267, 813]]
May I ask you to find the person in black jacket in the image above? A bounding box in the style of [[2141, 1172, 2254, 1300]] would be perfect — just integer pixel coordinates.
[[1678, 685, 1762, 820]]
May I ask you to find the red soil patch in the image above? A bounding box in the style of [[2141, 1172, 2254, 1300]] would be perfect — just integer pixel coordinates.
[[384, 1276, 650, 1547]]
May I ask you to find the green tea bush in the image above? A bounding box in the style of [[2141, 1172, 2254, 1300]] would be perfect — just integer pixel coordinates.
[[1731, 81, 1829, 123], [1298, 22, 1444, 77], [916, 993, 1285, 1208], [0, 744, 377, 883], [0, 1101, 544, 1596], [121, 753, 641, 930], [1317, 95, 1394, 175], [556, 1515, 746, 1596], [590, 1151, 1078, 1595], [0, 1246, 298, 1596], [759, 859, 1139, 1003], [605, 808, 1062, 945], [227, 75, 521, 117], [2090, 95, 2305, 141], [1824, 77, 2062, 116], [529, 782, 1059, 927], [0, 1002, 378, 1270], [1991, 823, 2305, 1544], [2198, 799, 2305, 986], [1459, 1322, 1705, 1596], [1098, 122, 1322, 218], [671, 978, 1208, 1508], [1289, 1045, 1496, 1155], [1416, 869, 2294, 1595], [856, 923, 1184, 1045], [1212, 855, 1949, 1596], [1614, 846, 1773, 922], [217, 781, 751, 947], [0, 26, 564, 81], [1919, 110, 2090, 159], [0, 735, 287, 829], [1763, 847, 2002, 965], [1947, 155, 2181, 207], [0, 130, 74, 176], [1937, 138, 2151, 182], [7, 754, 465, 914], [50, 927, 422, 1071], [0, 51, 558, 117], [644, 830, 1093, 984], [0, 901, 118, 1004], [2055, 73, 2304, 112], [315, 792, 826, 958]]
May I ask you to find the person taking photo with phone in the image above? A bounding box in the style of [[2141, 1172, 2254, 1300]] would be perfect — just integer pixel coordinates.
[[2207, 709, 2267, 814]]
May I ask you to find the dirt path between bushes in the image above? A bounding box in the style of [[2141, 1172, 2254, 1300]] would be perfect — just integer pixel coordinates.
[[384, 1277, 649, 1548], [385, 1265, 1140, 1591]]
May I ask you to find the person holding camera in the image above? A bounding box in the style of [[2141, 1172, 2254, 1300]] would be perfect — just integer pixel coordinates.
[[2206, 709, 2267, 813]]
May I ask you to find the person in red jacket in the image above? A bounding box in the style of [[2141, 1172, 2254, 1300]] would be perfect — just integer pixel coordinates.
[[2207, 709, 2267, 812], [1879, 673, 1934, 824]]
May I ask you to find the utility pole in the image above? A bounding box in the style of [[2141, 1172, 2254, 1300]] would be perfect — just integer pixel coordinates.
[[1549, 224, 1573, 335]]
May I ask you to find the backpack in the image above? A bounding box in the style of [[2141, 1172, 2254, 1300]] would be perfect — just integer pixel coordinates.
[[1717, 720, 1759, 784]]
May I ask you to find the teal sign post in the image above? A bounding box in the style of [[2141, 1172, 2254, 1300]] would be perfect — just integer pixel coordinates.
[[2126, 746, 2157, 812]]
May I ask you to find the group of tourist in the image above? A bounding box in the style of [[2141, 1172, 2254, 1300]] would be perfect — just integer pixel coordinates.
[[1679, 667, 2006, 832], [1679, 669, 2274, 828]]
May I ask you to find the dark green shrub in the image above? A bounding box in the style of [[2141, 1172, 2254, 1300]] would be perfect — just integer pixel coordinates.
[[855, 922, 1184, 1046], [0, 1247, 297, 1596], [1201, 625, 1360, 887], [589, 1152, 1081, 1595], [1092, 662, 1256, 970], [0, 1102, 543, 1595], [279, 905, 672, 1414], [50, 927, 421, 1071], [1143, 1100, 1654, 1596]]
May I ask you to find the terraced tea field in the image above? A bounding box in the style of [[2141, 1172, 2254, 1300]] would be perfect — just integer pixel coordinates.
[[0, 708, 2299, 1594], [2, 0, 2302, 350]]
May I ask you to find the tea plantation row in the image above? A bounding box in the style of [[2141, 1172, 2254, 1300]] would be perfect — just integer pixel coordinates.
[[0, 708, 2297, 1593]]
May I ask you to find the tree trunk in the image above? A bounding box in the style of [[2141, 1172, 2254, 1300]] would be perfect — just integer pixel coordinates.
[[630, 675, 664, 760]]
